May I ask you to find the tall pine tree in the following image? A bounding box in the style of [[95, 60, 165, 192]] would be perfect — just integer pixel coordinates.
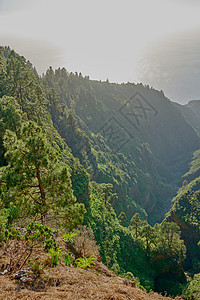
[[0, 121, 85, 228]]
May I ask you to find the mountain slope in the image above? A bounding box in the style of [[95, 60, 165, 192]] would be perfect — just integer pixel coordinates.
[[41, 69, 200, 223], [173, 100, 200, 136], [166, 149, 200, 271], [0, 46, 199, 296], [0, 261, 174, 300]]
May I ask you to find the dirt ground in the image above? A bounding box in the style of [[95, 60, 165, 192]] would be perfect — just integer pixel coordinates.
[[0, 261, 181, 300]]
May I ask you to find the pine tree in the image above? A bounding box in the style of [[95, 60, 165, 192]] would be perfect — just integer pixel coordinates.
[[2, 49, 48, 124], [118, 211, 126, 226], [0, 96, 23, 166], [0, 47, 7, 98], [0, 121, 85, 227], [141, 223, 155, 251], [130, 213, 143, 238]]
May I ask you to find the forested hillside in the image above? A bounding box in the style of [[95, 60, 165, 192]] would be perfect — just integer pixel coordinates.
[[41, 65, 200, 224], [1, 46, 200, 298]]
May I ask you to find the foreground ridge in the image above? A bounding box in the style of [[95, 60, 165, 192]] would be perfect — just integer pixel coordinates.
[[0, 261, 176, 300]]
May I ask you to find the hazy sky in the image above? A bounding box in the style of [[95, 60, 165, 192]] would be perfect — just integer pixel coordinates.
[[1, 0, 200, 103]]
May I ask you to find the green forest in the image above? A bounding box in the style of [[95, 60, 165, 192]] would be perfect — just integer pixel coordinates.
[[1, 46, 200, 298]]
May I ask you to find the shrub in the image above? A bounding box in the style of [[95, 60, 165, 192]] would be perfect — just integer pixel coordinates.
[[111, 263, 121, 275], [0, 209, 8, 246], [61, 232, 77, 244], [64, 251, 73, 267], [75, 255, 96, 269], [73, 225, 100, 258], [28, 259, 44, 277], [48, 247, 62, 266], [184, 273, 200, 299]]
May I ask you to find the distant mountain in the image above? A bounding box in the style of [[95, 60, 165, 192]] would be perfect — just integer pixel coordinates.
[[173, 101, 200, 136]]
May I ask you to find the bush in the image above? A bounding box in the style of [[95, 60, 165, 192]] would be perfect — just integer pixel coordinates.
[[0, 209, 8, 245], [28, 259, 45, 277], [48, 247, 62, 266], [64, 251, 73, 267], [111, 263, 121, 275], [73, 225, 100, 258], [184, 273, 200, 299], [61, 232, 77, 244], [75, 255, 96, 269]]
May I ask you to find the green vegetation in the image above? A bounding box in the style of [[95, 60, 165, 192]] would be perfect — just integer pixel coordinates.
[[64, 251, 73, 267], [61, 231, 77, 244], [1, 46, 200, 297], [184, 273, 200, 299], [165, 149, 200, 297], [75, 255, 96, 269], [48, 247, 63, 266], [1, 120, 85, 226]]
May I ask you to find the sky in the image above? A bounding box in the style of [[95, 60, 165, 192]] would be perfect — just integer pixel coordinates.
[[0, 0, 200, 103]]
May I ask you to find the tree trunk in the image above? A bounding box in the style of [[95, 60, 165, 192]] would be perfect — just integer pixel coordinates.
[[36, 168, 46, 224]]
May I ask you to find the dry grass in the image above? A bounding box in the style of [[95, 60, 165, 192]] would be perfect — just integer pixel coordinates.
[[0, 256, 177, 300], [0, 229, 180, 300]]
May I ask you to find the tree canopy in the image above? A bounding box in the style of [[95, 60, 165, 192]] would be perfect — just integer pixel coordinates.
[[0, 120, 85, 227]]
